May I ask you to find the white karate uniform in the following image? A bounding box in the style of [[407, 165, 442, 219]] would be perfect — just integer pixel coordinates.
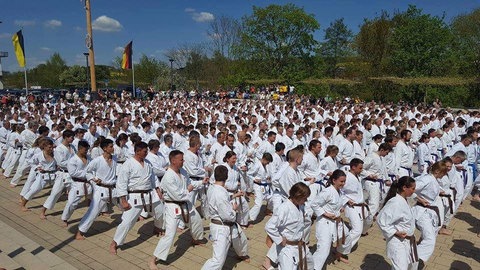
[[265, 199, 313, 270], [298, 150, 328, 198], [2, 131, 22, 177], [61, 154, 91, 221], [153, 168, 204, 261], [10, 129, 37, 182], [202, 184, 248, 270], [112, 157, 164, 245], [417, 142, 431, 175], [363, 151, 389, 221], [311, 185, 348, 269], [77, 155, 117, 234], [43, 143, 75, 210], [220, 163, 250, 226], [338, 171, 369, 255], [247, 158, 272, 221], [413, 174, 443, 262], [377, 194, 418, 270], [22, 152, 58, 201], [395, 140, 415, 177], [183, 149, 208, 209]]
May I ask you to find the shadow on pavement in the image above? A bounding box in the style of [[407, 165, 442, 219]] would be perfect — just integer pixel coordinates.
[[450, 239, 480, 263], [450, 260, 472, 270], [360, 253, 390, 270]]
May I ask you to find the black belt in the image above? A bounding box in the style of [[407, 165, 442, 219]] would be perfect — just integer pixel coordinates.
[[450, 187, 457, 202], [190, 176, 203, 181], [129, 189, 153, 212], [165, 200, 190, 223], [254, 181, 270, 187], [72, 177, 90, 201], [117, 160, 126, 164], [439, 194, 454, 214], [211, 219, 235, 227], [96, 182, 116, 203], [416, 203, 441, 226]]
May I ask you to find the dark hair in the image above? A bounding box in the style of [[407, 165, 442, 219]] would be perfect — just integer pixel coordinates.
[[223, 150, 237, 162], [262, 152, 273, 162], [77, 140, 90, 150], [38, 125, 50, 135], [169, 150, 183, 161], [378, 142, 392, 152], [289, 182, 311, 201], [99, 137, 112, 149], [116, 133, 129, 146], [134, 142, 148, 153], [62, 129, 75, 138], [214, 165, 228, 182], [349, 158, 364, 168], [148, 139, 160, 150], [308, 139, 321, 151], [328, 169, 346, 186], [383, 176, 415, 205], [275, 142, 286, 152]]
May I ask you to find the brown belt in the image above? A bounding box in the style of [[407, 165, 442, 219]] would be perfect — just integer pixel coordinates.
[[416, 203, 441, 226], [72, 177, 90, 201], [395, 235, 419, 262], [439, 194, 454, 214], [96, 182, 116, 203], [129, 189, 153, 212], [324, 215, 345, 247], [165, 200, 190, 223], [352, 203, 370, 219], [285, 240, 307, 270]]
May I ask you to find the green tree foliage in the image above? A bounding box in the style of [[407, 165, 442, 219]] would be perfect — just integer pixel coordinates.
[[235, 4, 319, 78], [134, 54, 166, 88], [59, 65, 87, 87], [451, 8, 480, 76], [355, 11, 392, 75], [320, 18, 354, 77], [388, 5, 454, 77]]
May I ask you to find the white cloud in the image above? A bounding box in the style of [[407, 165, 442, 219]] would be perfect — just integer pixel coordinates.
[[0, 33, 10, 39], [40, 47, 51, 51], [44, 19, 62, 28], [92, 15, 122, 32], [185, 8, 215, 23], [114, 46, 124, 53], [14, 20, 36, 27]]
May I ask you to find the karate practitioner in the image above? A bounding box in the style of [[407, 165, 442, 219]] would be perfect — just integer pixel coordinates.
[[201, 165, 250, 270], [336, 158, 369, 261], [75, 139, 117, 240], [247, 152, 273, 222], [20, 139, 57, 212], [395, 130, 415, 177], [110, 142, 165, 254], [9, 121, 38, 186], [149, 150, 205, 266], [413, 161, 448, 263], [311, 169, 349, 268], [377, 176, 418, 270], [40, 130, 75, 219], [61, 140, 90, 226], [265, 182, 314, 270]]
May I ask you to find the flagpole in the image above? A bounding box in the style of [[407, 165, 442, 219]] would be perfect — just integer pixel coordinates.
[[132, 54, 135, 99], [23, 67, 28, 95]]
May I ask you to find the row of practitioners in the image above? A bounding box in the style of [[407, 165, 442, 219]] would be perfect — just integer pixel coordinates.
[[4, 127, 477, 270]]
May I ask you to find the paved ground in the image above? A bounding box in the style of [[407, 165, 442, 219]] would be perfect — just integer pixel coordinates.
[[0, 174, 479, 270]]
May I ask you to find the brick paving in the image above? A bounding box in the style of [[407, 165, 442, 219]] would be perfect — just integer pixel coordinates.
[[0, 175, 479, 270]]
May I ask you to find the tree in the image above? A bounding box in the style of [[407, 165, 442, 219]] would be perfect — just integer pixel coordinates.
[[451, 8, 480, 76], [59, 65, 87, 87], [320, 18, 354, 78], [207, 15, 241, 59], [134, 54, 166, 88], [29, 53, 67, 88], [388, 5, 454, 77], [235, 4, 319, 78], [355, 11, 392, 75]]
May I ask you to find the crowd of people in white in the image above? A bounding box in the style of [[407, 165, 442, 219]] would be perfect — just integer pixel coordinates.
[[0, 93, 479, 270]]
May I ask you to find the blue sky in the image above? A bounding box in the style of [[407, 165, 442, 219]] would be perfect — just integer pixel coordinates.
[[0, 0, 478, 72]]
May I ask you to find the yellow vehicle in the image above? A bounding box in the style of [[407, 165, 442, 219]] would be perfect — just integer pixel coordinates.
[[279, 85, 288, 93]]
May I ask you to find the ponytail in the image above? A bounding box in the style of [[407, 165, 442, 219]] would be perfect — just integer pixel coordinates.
[[382, 176, 415, 206]]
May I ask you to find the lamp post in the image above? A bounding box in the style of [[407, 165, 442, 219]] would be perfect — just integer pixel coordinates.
[[169, 58, 174, 94], [0, 21, 6, 90], [83, 52, 89, 91]]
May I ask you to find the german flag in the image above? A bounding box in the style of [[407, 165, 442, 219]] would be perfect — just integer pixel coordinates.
[[12, 30, 26, 68], [121, 41, 132, 70]]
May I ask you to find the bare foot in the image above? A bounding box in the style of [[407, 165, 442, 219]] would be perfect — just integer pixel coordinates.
[[176, 228, 184, 233], [439, 227, 452, 235], [238, 255, 250, 263], [148, 257, 159, 270], [335, 252, 349, 264], [75, 231, 86, 240], [138, 216, 146, 221], [40, 214, 47, 220], [10, 184, 16, 188], [109, 241, 118, 255], [265, 209, 273, 216], [100, 212, 111, 218], [191, 239, 205, 247], [20, 206, 30, 212], [61, 220, 68, 228], [472, 195, 480, 202], [261, 257, 272, 270]]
